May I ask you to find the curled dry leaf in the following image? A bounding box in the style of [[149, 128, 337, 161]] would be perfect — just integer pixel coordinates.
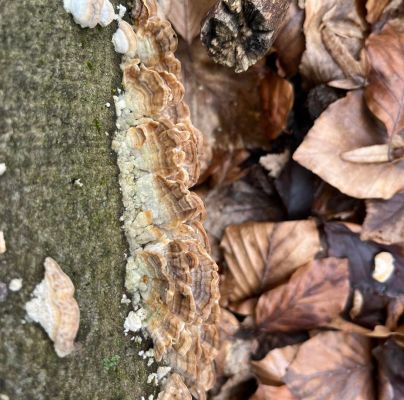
[[361, 192, 404, 246], [293, 90, 404, 199], [203, 168, 284, 261], [255, 257, 350, 333], [221, 220, 320, 304], [260, 70, 294, 140], [325, 316, 404, 339], [325, 222, 404, 299], [275, 160, 318, 219], [364, 19, 404, 144], [250, 384, 297, 400], [251, 344, 299, 385], [285, 332, 374, 400], [177, 39, 271, 162], [300, 0, 366, 88], [272, 0, 305, 77], [373, 339, 404, 400], [158, 0, 216, 44], [366, 0, 391, 24]]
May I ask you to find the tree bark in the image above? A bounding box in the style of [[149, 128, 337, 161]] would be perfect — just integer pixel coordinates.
[[201, 0, 291, 72], [0, 1, 156, 398]]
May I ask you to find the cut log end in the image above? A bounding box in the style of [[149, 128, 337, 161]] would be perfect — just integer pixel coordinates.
[[201, 0, 291, 72]]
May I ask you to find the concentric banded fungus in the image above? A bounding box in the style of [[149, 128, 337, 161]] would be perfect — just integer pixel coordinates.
[[112, 2, 220, 398], [25, 257, 80, 358]]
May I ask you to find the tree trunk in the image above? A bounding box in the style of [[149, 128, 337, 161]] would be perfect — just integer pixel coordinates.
[[0, 1, 156, 398]]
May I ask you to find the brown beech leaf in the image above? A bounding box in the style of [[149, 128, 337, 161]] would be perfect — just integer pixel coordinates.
[[361, 192, 404, 246], [312, 182, 361, 221], [177, 40, 270, 160], [325, 222, 404, 299], [300, 0, 366, 88], [373, 339, 404, 400], [365, 0, 403, 26], [260, 70, 294, 140], [366, 0, 391, 24], [251, 344, 299, 385], [250, 384, 297, 400], [202, 167, 284, 262], [293, 90, 404, 199], [284, 332, 374, 400], [273, 0, 305, 77], [365, 19, 404, 142], [255, 257, 350, 333], [221, 220, 321, 303], [325, 316, 404, 339], [157, 0, 216, 44]]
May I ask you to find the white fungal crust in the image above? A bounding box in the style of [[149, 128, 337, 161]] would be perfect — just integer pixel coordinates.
[[0, 231, 6, 254], [112, 2, 220, 398], [25, 257, 80, 357], [63, 0, 115, 28]]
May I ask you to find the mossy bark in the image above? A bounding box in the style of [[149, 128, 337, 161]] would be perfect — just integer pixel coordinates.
[[0, 1, 157, 399]]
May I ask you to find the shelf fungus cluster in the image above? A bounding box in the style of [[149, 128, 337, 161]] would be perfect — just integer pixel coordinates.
[[111, 1, 220, 398], [25, 257, 80, 358]]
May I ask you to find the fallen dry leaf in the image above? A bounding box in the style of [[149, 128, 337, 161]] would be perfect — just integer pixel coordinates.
[[373, 339, 404, 400], [255, 257, 350, 333], [325, 222, 404, 299], [250, 384, 297, 400], [157, 0, 216, 44], [366, 0, 391, 24], [273, 0, 305, 78], [275, 160, 318, 219], [361, 192, 404, 246], [293, 90, 404, 199], [202, 167, 284, 261], [312, 182, 361, 221], [365, 19, 404, 144], [260, 70, 294, 140], [285, 331, 374, 400], [251, 344, 299, 385], [325, 316, 404, 339], [365, 0, 403, 25], [221, 220, 321, 303], [300, 0, 366, 88], [177, 39, 270, 159], [198, 148, 249, 187], [386, 295, 404, 331]]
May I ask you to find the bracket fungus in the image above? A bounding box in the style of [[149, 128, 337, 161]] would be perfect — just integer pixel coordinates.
[[63, 0, 115, 28], [111, 1, 220, 398], [25, 257, 80, 358]]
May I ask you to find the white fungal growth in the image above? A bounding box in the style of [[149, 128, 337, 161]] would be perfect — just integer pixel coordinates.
[[112, 21, 138, 57], [25, 257, 80, 357], [63, 0, 115, 28], [9, 278, 23, 292], [0, 163, 6, 176], [373, 252, 395, 283], [0, 231, 6, 254], [121, 293, 131, 304], [116, 4, 127, 19], [123, 308, 147, 333], [157, 366, 171, 381]]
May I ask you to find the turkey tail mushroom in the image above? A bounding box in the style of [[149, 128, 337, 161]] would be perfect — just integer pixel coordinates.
[[112, 1, 220, 398]]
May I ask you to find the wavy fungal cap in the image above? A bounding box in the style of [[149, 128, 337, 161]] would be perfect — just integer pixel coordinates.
[[112, 1, 221, 398], [63, 0, 115, 28], [25, 257, 80, 357]]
